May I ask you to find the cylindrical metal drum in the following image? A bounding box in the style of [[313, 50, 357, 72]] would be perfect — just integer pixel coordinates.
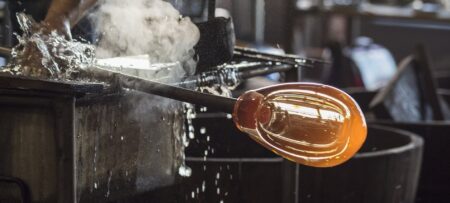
[[298, 125, 423, 203], [136, 108, 423, 203], [348, 89, 450, 203]]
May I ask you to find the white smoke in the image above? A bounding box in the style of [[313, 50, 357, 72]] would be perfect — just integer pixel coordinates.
[[93, 0, 200, 67], [91, 0, 199, 178]]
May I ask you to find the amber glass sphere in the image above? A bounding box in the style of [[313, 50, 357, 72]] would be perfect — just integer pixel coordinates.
[[233, 83, 367, 167]]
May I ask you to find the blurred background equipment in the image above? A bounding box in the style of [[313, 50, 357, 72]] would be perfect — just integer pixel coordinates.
[[349, 36, 397, 90], [184, 0, 450, 202]]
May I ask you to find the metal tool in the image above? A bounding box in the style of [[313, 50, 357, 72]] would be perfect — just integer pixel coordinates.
[[177, 62, 293, 88], [234, 46, 329, 68]]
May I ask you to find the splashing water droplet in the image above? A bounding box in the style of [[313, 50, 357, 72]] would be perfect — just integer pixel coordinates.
[[106, 171, 112, 198], [178, 165, 192, 177], [200, 127, 207, 134], [3, 13, 96, 80], [189, 132, 195, 139]]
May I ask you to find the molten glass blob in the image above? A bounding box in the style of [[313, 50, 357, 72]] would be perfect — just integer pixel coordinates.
[[233, 83, 367, 167]]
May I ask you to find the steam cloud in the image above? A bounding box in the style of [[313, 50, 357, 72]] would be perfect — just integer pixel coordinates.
[[90, 0, 199, 178], [93, 0, 200, 73]]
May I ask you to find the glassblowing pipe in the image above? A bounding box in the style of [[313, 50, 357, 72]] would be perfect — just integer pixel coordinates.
[[88, 66, 238, 113]]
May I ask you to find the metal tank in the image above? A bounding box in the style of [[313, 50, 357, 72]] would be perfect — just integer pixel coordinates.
[[0, 59, 187, 203]]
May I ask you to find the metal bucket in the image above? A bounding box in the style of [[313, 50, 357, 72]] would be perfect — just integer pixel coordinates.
[[348, 89, 450, 202], [297, 125, 423, 203]]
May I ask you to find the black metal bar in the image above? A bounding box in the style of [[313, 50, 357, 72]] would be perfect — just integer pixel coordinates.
[[234, 50, 299, 67], [89, 67, 237, 113], [234, 46, 329, 67], [208, 0, 216, 20], [0, 175, 32, 203], [233, 62, 274, 72], [173, 63, 292, 88], [238, 64, 293, 79]]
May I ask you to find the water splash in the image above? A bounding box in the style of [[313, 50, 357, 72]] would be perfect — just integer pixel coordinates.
[[177, 103, 197, 177], [3, 13, 95, 80], [178, 164, 192, 177], [105, 170, 112, 198], [200, 127, 206, 134]]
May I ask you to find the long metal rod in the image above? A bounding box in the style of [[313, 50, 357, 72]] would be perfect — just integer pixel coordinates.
[[173, 63, 293, 87], [89, 67, 237, 113], [234, 46, 329, 67], [238, 64, 292, 79]]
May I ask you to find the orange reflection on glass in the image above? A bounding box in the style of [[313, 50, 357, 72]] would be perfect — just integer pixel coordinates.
[[232, 83, 367, 167]]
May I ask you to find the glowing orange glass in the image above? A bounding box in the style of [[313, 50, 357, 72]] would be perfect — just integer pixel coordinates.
[[233, 83, 367, 167]]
